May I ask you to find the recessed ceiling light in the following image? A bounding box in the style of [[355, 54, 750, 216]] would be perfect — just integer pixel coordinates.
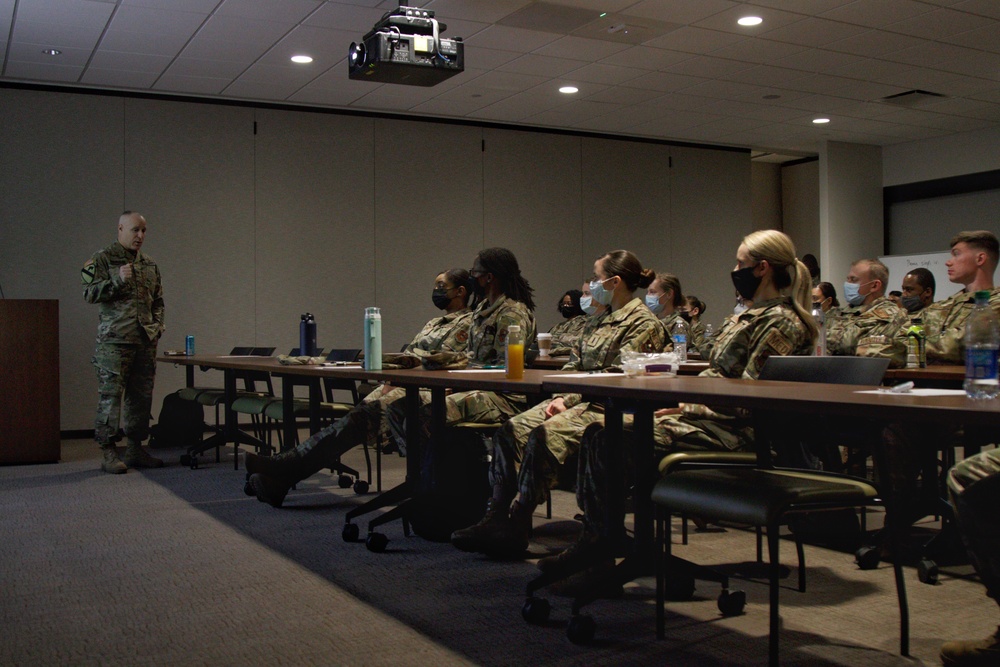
[[813, 117, 831, 124], [42, 48, 61, 56], [290, 55, 313, 64], [737, 16, 763, 27], [559, 86, 579, 94]]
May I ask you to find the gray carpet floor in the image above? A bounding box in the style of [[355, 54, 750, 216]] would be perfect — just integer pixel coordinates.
[[1, 437, 996, 666]]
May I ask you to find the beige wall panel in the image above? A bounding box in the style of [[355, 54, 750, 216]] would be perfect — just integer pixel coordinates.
[[483, 129, 582, 334], [0, 89, 125, 432], [751, 162, 782, 231], [124, 98, 257, 415], [374, 119, 484, 352], [582, 137, 671, 291], [781, 160, 820, 270], [668, 146, 753, 331], [255, 110, 376, 354]]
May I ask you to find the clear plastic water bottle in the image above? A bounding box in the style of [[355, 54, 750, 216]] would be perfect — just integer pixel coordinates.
[[672, 318, 688, 362], [704, 322, 714, 340], [811, 304, 826, 356], [964, 290, 999, 400]]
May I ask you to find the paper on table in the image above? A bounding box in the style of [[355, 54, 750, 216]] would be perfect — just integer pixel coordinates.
[[448, 369, 507, 373], [856, 388, 969, 397]]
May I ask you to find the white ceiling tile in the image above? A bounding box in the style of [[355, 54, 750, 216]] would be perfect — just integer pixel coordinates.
[[885, 7, 991, 38], [461, 45, 523, 69], [642, 26, 744, 54], [824, 28, 924, 57], [3, 60, 84, 82], [498, 53, 584, 78], [944, 24, 1000, 53], [597, 45, 692, 70], [303, 2, 391, 32], [820, 0, 935, 28], [124, 0, 220, 11], [662, 55, 756, 79], [7, 41, 91, 66], [623, 0, 738, 25], [936, 52, 1000, 77], [683, 79, 766, 100], [110, 5, 209, 33], [13, 19, 104, 50], [882, 41, 982, 68], [216, 0, 322, 23], [622, 70, 708, 92], [708, 37, 809, 65], [463, 24, 561, 52], [153, 73, 232, 95], [533, 35, 631, 60], [692, 4, 809, 35], [582, 84, 662, 105], [14, 0, 114, 30], [255, 25, 357, 67], [223, 77, 304, 101], [771, 48, 865, 73], [524, 99, 620, 126], [89, 51, 173, 73], [562, 62, 645, 85], [952, 0, 1000, 20], [81, 67, 160, 88], [425, 0, 535, 24], [165, 57, 247, 80], [759, 16, 870, 47], [98, 26, 197, 56]]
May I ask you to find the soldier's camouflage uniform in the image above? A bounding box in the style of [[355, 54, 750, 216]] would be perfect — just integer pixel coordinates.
[[826, 295, 908, 368], [82, 242, 164, 446], [900, 286, 1000, 364], [491, 297, 666, 509], [275, 308, 473, 475], [947, 449, 1000, 612], [578, 296, 814, 536], [546, 315, 587, 356], [688, 318, 707, 357]]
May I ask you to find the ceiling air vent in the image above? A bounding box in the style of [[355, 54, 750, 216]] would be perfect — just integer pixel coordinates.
[[878, 90, 947, 108]]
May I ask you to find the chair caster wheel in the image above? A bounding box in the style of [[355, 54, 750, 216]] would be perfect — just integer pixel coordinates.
[[567, 614, 596, 645], [353, 480, 369, 495], [366, 532, 388, 553], [522, 596, 550, 625], [918, 558, 939, 585], [338, 474, 353, 489], [665, 572, 696, 601], [342, 523, 360, 543], [243, 480, 256, 497], [855, 545, 880, 570], [718, 589, 746, 616]]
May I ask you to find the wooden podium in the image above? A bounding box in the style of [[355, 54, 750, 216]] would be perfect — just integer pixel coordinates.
[[0, 299, 60, 464]]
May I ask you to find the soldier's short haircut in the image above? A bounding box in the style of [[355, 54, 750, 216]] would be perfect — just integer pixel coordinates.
[[854, 258, 889, 290], [905, 267, 936, 296], [951, 230, 999, 266]]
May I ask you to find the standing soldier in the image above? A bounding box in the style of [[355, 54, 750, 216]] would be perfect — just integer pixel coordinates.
[[82, 211, 165, 473]]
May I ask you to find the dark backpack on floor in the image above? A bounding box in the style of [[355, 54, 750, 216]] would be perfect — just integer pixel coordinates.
[[149, 391, 206, 449], [408, 426, 492, 542]]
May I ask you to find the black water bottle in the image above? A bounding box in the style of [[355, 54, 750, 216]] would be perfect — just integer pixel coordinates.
[[300, 313, 317, 357]]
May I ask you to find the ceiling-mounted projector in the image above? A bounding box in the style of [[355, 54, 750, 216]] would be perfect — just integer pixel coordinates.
[[348, 6, 464, 87]]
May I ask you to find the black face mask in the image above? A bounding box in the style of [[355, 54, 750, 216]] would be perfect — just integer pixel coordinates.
[[731, 266, 761, 301], [811, 301, 822, 311], [679, 311, 692, 323], [472, 278, 487, 300], [901, 295, 923, 313], [560, 304, 577, 319], [432, 288, 453, 310]]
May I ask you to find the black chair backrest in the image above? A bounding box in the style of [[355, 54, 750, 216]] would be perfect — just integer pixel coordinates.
[[230, 346, 253, 355], [326, 348, 361, 362], [249, 346, 275, 357], [290, 347, 325, 357], [759, 355, 889, 386]]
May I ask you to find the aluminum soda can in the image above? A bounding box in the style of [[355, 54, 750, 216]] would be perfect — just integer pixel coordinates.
[[185, 335, 195, 356]]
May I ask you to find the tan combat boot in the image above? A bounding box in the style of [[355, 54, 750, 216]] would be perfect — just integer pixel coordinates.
[[941, 626, 1000, 666], [123, 442, 164, 468], [100, 445, 127, 474]]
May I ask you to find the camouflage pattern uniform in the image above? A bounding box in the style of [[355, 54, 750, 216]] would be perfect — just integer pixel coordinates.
[[948, 449, 1000, 610], [912, 287, 1000, 364], [386, 295, 537, 451], [492, 297, 666, 509], [82, 242, 164, 446], [547, 315, 587, 356], [688, 318, 707, 357], [826, 295, 908, 368], [275, 309, 473, 476], [577, 296, 814, 537]]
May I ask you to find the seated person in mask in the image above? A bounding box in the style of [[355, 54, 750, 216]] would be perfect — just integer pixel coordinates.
[[545, 289, 587, 356], [544, 230, 816, 579], [900, 267, 936, 320], [645, 272, 684, 334], [245, 268, 476, 507], [826, 258, 907, 368], [812, 281, 840, 316], [451, 250, 667, 558], [682, 295, 708, 357]]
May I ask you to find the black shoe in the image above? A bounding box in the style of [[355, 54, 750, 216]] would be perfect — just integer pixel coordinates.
[[537, 531, 612, 574], [249, 473, 290, 508]]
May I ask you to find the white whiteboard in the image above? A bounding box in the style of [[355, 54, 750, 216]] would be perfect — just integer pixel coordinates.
[[878, 252, 962, 301]]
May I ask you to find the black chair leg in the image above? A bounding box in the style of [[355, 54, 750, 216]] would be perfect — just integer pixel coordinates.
[[768, 523, 781, 667]]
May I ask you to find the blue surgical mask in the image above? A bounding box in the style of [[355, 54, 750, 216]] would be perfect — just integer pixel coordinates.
[[579, 295, 597, 315], [589, 278, 614, 306], [645, 293, 664, 315], [843, 281, 864, 307]]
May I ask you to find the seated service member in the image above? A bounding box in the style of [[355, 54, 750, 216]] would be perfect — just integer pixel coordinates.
[[826, 258, 908, 368], [451, 250, 666, 557], [899, 267, 935, 318], [682, 295, 709, 357], [384, 247, 537, 453], [645, 272, 684, 333], [543, 229, 817, 573], [812, 281, 840, 315], [546, 289, 587, 356], [245, 268, 475, 507]]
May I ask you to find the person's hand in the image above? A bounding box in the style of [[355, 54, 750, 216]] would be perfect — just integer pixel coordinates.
[[379, 383, 395, 396], [654, 406, 682, 418], [119, 263, 134, 281], [544, 397, 567, 418]]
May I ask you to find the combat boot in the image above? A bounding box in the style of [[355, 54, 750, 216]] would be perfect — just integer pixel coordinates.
[[123, 442, 164, 468], [941, 626, 1000, 666], [536, 527, 612, 574], [248, 473, 291, 508], [100, 445, 127, 474], [244, 449, 300, 477], [451, 498, 513, 553]]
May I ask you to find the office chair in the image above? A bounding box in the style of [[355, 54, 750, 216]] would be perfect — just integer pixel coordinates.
[[651, 355, 906, 666]]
